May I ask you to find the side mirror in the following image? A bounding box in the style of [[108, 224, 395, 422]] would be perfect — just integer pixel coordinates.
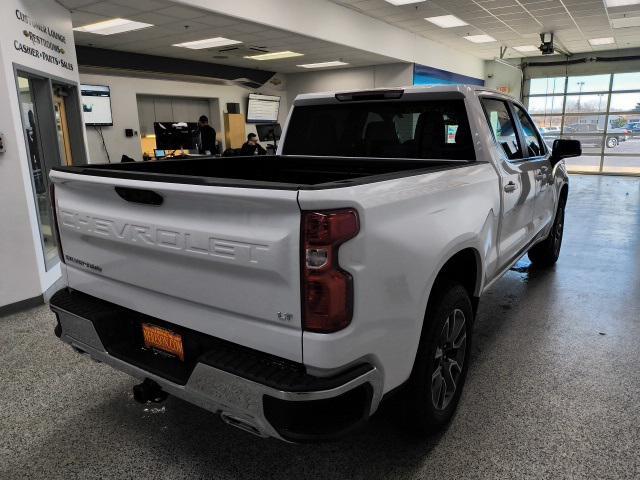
[[550, 139, 581, 166]]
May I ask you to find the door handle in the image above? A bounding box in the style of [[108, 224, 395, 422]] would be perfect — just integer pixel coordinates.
[[115, 187, 163, 205], [504, 181, 517, 193]]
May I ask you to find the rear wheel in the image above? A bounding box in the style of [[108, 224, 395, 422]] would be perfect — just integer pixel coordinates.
[[606, 136, 618, 148], [403, 281, 473, 434], [528, 196, 566, 267]]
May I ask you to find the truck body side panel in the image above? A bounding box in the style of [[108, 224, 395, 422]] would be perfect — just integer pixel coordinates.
[[298, 162, 500, 392]]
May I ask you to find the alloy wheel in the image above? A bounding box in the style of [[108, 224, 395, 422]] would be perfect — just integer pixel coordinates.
[[431, 308, 467, 411], [553, 207, 564, 256]]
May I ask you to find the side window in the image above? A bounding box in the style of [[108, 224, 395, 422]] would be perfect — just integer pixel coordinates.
[[394, 112, 418, 143], [514, 105, 545, 157], [480, 98, 522, 160]]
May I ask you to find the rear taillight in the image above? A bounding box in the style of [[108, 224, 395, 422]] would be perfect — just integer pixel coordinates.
[[301, 209, 359, 333], [49, 183, 65, 264]]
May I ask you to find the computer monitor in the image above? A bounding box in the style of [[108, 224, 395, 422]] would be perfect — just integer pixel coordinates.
[[154, 149, 166, 159], [255, 123, 282, 142], [154, 122, 200, 150]]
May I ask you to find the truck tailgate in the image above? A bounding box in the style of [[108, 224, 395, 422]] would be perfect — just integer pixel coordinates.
[[50, 171, 302, 362]]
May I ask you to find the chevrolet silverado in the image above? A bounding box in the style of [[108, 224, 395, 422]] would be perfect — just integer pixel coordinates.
[[48, 85, 580, 442]]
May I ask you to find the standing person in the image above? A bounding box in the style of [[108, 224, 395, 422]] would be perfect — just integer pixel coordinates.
[[198, 115, 217, 155], [240, 133, 267, 156]]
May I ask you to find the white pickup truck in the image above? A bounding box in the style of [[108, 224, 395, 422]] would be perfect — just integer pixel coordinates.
[[49, 85, 580, 442]]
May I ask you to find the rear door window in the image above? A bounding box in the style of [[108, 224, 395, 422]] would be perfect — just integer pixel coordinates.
[[282, 99, 475, 160]]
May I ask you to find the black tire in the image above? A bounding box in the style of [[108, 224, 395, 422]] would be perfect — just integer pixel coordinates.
[[528, 196, 566, 267], [403, 281, 473, 434], [606, 136, 618, 148]]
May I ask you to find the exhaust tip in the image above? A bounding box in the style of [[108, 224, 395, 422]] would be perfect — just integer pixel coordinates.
[[220, 412, 266, 437]]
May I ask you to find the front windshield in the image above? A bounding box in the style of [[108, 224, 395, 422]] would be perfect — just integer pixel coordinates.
[[282, 99, 475, 160]]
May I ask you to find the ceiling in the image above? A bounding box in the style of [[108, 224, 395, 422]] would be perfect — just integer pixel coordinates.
[[57, 0, 398, 73], [331, 0, 640, 59]]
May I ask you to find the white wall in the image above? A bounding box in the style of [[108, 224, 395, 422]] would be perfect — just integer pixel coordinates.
[[80, 72, 287, 163], [485, 60, 523, 100], [286, 63, 413, 104], [0, 0, 82, 307]]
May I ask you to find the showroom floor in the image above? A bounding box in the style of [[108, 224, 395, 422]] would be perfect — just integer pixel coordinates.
[[1, 174, 639, 480]]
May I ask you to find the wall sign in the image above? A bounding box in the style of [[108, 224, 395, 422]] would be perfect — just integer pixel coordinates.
[[414, 64, 484, 87], [13, 8, 74, 71]]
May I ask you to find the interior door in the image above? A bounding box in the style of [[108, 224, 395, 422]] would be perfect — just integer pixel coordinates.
[[54, 93, 73, 166], [480, 98, 537, 267], [513, 104, 555, 235]]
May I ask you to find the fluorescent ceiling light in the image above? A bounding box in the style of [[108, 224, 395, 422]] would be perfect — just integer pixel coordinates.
[[245, 51, 304, 60], [605, 0, 640, 7], [385, 0, 427, 5], [464, 34, 496, 43], [513, 45, 538, 52], [588, 37, 615, 45], [425, 15, 468, 28], [297, 61, 349, 68], [173, 37, 242, 49], [74, 18, 153, 35], [612, 16, 640, 28]]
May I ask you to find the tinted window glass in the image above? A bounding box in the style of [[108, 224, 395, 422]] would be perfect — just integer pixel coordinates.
[[481, 98, 522, 160], [514, 105, 544, 157], [282, 99, 475, 160]]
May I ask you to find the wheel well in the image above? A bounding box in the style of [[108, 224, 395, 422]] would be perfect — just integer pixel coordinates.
[[432, 248, 481, 312], [560, 184, 568, 206]]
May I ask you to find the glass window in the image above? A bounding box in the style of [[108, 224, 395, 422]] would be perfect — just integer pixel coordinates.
[[563, 114, 606, 132], [609, 92, 640, 113], [564, 154, 601, 173], [566, 75, 611, 93], [282, 99, 475, 160], [528, 70, 640, 174], [481, 98, 521, 160], [564, 94, 609, 113], [562, 133, 606, 154], [530, 115, 562, 147], [529, 77, 565, 95], [527, 96, 564, 115], [514, 105, 544, 157], [17, 75, 59, 269], [603, 156, 640, 174], [610, 113, 640, 137], [612, 72, 640, 91]]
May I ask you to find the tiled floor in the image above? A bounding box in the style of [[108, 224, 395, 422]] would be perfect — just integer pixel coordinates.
[[1, 174, 639, 479]]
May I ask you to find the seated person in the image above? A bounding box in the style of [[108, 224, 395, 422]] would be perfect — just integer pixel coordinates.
[[240, 133, 267, 156]]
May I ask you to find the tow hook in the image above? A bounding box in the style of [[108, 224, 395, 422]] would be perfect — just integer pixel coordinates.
[[133, 378, 168, 404]]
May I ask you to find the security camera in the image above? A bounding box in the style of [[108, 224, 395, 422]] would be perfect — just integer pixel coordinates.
[[539, 32, 555, 55]]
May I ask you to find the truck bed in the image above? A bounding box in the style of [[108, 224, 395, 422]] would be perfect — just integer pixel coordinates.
[[52, 156, 471, 190]]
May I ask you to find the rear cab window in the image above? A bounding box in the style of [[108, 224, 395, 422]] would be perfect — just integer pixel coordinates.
[[282, 99, 475, 161]]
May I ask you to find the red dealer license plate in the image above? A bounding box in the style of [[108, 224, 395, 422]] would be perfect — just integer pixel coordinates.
[[142, 323, 185, 361]]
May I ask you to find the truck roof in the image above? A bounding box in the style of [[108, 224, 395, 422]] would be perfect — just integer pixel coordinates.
[[294, 84, 515, 104]]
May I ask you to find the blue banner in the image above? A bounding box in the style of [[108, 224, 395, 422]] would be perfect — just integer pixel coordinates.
[[414, 64, 484, 87]]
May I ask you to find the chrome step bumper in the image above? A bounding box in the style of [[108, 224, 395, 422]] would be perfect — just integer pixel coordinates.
[[50, 290, 383, 442]]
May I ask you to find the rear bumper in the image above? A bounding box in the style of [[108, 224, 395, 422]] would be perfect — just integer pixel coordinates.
[[49, 289, 382, 442]]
